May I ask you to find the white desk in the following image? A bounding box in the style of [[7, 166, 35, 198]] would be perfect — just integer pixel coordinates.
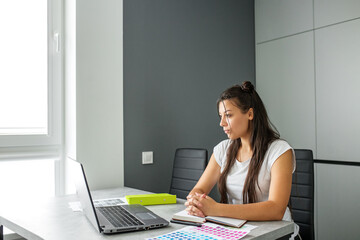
[[0, 187, 294, 240]]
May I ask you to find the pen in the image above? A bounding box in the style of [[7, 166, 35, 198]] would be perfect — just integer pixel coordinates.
[[170, 219, 202, 227]]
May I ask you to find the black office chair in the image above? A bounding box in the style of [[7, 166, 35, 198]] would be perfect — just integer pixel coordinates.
[[290, 149, 315, 240], [169, 148, 208, 199]]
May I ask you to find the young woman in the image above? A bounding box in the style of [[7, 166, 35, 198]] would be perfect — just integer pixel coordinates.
[[185, 81, 295, 221]]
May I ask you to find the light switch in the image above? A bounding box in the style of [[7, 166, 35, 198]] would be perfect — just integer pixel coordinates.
[[142, 151, 153, 164]]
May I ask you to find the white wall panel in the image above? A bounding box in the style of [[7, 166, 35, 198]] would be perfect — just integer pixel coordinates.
[[314, 0, 360, 28], [315, 164, 360, 239], [255, 0, 313, 43], [77, 0, 124, 190], [256, 32, 316, 154], [315, 19, 360, 162], [256, 1, 360, 239]]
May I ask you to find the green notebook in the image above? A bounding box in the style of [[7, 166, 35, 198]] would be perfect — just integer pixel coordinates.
[[125, 193, 176, 206]]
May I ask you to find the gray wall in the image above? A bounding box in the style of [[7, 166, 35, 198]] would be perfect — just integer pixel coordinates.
[[124, 0, 255, 195], [255, 0, 360, 239]]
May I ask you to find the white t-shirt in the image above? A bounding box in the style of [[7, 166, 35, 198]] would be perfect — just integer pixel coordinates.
[[213, 139, 296, 221]]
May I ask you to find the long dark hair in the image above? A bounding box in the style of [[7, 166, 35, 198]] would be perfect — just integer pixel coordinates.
[[217, 81, 280, 204]]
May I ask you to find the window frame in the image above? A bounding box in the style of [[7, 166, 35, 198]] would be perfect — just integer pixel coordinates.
[[0, 0, 64, 196], [0, 0, 62, 147]]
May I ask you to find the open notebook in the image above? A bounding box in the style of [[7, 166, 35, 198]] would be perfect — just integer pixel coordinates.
[[172, 210, 247, 228]]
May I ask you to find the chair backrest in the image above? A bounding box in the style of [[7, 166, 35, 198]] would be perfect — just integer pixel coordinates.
[[291, 149, 315, 240], [169, 148, 208, 199]]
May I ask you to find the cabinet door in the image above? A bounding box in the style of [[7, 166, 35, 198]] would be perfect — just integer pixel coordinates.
[[256, 32, 316, 154], [315, 163, 360, 239], [314, 0, 360, 27], [315, 19, 360, 162], [255, 0, 313, 43]]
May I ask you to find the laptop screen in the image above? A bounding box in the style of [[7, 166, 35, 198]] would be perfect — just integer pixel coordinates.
[[69, 159, 102, 233]]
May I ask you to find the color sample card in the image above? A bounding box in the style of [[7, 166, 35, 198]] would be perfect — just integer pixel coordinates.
[[93, 198, 124, 207], [147, 223, 250, 240]]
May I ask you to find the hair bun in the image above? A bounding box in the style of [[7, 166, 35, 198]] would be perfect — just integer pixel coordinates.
[[240, 81, 254, 93]]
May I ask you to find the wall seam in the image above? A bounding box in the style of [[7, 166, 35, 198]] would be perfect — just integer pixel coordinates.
[[312, 1, 318, 240], [256, 16, 360, 46], [315, 16, 360, 30], [256, 29, 313, 45], [312, 1, 317, 161]]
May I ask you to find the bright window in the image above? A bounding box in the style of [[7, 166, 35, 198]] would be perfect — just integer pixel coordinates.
[[0, 1, 48, 135], [0, 0, 63, 200], [0, 160, 55, 198], [0, 159, 56, 237]]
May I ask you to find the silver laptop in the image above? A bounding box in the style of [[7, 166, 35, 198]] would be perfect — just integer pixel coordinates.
[[70, 159, 169, 234]]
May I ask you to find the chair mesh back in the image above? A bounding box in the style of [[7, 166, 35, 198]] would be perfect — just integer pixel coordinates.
[[291, 149, 314, 240], [169, 148, 208, 199]]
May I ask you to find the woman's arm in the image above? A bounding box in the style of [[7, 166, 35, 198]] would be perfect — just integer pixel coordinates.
[[188, 153, 221, 196], [194, 149, 294, 221], [185, 153, 221, 217]]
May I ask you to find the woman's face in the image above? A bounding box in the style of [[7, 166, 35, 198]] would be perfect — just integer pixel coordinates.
[[218, 99, 253, 140]]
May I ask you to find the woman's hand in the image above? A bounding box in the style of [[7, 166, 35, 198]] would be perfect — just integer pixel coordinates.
[[185, 193, 205, 217], [183, 154, 221, 217], [185, 193, 219, 217]]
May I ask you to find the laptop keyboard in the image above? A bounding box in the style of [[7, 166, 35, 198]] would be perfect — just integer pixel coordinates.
[[98, 206, 144, 227]]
